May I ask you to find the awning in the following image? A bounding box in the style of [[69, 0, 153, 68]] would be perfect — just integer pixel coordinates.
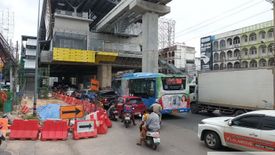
[[53, 48, 96, 63], [95, 51, 118, 63]]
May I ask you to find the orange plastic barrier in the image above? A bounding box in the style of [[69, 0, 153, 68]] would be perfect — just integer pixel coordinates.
[[73, 120, 97, 140], [9, 120, 40, 140], [41, 120, 69, 141], [97, 110, 108, 134]]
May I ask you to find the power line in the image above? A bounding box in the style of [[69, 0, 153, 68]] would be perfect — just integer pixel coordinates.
[[181, 9, 272, 43], [175, 0, 264, 38]]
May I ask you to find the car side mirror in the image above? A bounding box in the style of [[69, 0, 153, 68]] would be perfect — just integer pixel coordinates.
[[228, 119, 233, 126]]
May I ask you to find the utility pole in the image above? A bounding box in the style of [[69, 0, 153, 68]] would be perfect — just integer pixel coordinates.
[[267, 0, 275, 110], [34, 0, 41, 116], [266, 0, 275, 65], [14, 41, 18, 107]]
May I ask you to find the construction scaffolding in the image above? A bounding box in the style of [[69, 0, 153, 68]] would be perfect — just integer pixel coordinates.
[[0, 9, 14, 43], [158, 18, 175, 49]]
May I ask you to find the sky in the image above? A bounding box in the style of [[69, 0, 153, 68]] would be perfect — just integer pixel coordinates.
[[0, 0, 273, 55], [165, 0, 273, 55]]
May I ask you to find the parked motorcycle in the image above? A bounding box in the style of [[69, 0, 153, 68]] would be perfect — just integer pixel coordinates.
[[145, 131, 160, 150]]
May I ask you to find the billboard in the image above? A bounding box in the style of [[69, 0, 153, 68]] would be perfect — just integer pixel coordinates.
[[200, 36, 213, 70]]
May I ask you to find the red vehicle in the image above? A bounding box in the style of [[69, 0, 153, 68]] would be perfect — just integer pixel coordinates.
[[116, 96, 146, 116]]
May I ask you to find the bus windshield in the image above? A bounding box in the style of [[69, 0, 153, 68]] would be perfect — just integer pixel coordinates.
[[129, 79, 155, 98], [162, 77, 186, 90]]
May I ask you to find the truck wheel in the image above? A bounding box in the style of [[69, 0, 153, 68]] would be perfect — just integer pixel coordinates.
[[204, 131, 221, 150], [207, 110, 214, 114], [191, 102, 199, 114], [234, 110, 245, 116]]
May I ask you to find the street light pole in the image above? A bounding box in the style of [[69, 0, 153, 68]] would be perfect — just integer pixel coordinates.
[[34, 0, 41, 116]]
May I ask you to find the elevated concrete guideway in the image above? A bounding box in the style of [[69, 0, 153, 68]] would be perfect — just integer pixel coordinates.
[[96, 0, 172, 73], [96, 0, 171, 34]]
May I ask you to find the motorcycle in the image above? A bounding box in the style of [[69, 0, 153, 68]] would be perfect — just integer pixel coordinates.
[[123, 112, 132, 128], [145, 131, 160, 150], [109, 108, 119, 121]]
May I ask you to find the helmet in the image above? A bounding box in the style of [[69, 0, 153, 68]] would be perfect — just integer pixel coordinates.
[[155, 99, 159, 103]]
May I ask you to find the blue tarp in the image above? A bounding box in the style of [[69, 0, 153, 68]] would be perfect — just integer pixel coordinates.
[[37, 104, 61, 120]]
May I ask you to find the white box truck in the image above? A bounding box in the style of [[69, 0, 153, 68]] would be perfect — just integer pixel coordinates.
[[190, 68, 275, 115]]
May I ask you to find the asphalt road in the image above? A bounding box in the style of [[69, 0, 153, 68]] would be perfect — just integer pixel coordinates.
[[1, 112, 227, 155]]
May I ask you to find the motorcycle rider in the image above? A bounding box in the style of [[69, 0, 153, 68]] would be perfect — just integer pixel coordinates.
[[121, 101, 136, 126], [136, 108, 160, 146], [107, 101, 118, 120], [136, 109, 149, 145], [150, 99, 163, 121], [0, 125, 5, 146]]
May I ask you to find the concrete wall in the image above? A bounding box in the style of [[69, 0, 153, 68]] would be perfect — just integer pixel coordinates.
[[54, 16, 89, 34], [88, 32, 142, 52], [174, 45, 196, 69]]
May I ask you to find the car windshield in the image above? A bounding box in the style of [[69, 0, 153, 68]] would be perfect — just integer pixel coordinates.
[[99, 91, 116, 97], [127, 98, 142, 104]]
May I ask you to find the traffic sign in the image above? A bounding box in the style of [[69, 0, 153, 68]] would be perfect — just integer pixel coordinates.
[[77, 121, 95, 133], [60, 105, 84, 119]]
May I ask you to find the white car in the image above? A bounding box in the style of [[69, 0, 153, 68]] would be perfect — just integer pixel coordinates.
[[198, 110, 275, 151]]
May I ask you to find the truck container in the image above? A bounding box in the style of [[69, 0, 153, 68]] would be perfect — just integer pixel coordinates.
[[191, 68, 275, 115]]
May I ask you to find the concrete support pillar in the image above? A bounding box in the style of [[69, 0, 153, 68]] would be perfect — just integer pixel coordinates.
[[142, 12, 159, 73], [97, 64, 112, 89]]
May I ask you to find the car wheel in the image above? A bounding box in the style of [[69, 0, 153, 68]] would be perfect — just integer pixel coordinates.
[[204, 131, 221, 150]]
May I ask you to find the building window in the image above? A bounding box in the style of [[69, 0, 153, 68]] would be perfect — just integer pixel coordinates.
[[268, 58, 274, 66], [250, 47, 257, 55], [220, 40, 226, 49], [259, 45, 266, 54], [249, 33, 257, 41], [268, 43, 274, 53], [250, 60, 257, 68], [242, 61, 248, 68], [214, 53, 219, 62], [220, 63, 225, 70], [227, 38, 232, 46], [242, 35, 248, 43], [259, 31, 266, 39], [213, 41, 219, 50], [268, 28, 273, 38], [227, 63, 233, 69], [220, 52, 226, 61], [227, 50, 233, 58], [234, 62, 240, 68], [234, 49, 240, 58], [233, 37, 240, 44], [242, 48, 248, 56], [213, 64, 219, 70], [259, 59, 267, 67]]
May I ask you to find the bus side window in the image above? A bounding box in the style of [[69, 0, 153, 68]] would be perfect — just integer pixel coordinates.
[[147, 80, 155, 98]]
